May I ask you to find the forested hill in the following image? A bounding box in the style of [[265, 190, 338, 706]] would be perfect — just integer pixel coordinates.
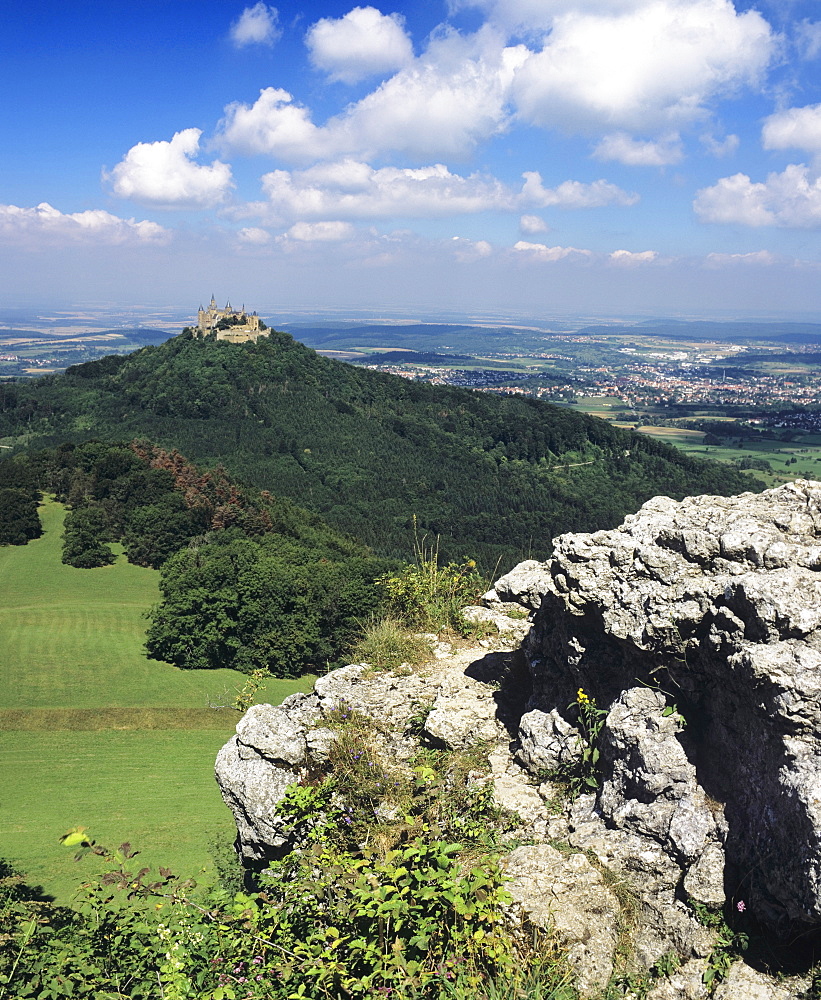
[[0, 329, 756, 568]]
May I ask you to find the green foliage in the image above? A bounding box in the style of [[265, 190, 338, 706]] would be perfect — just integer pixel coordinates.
[[0, 333, 756, 570], [146, 529, 387, 675], [61, 505, 115, 568], [688, 900, 749, 991], [0, 484, 42, 546], [348, 615, 432, 671], [379, 528, 485, 634], [550, 689, 608, 800]]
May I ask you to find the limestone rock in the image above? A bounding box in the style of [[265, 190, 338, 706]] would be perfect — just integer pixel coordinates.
[[503, 844, 620, 998], [423, 667, 506, 749], [490, 559, 551, 610], [522, 481, 821, 935], [516, 706, 579, 773], [598, 688, 723, 865], [646, 959, 709, 1000], [712, 963, 798, 1000]]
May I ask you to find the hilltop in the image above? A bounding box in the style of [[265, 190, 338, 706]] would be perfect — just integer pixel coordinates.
[[0, 328, 756, 567]]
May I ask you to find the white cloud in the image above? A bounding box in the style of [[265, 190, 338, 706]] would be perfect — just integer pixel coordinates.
[[796, 20, 821, 61], [593, 132, 683, 166], [512, 241, 593, 260], [107, 129, 233, 208], [230, 3, 280, 47], [306, 6, 413, 84], [511, 0, 774, 133], [451, 235, 493, 259], [0, 202, 168, 245], [609, 249, 659, 264], [219, 29, 527, 162], [762, 104, 821, 156], [286, 221, 356, 241], [218, 89, 324, 161], [237, 226, 272, 244], [694, 164, 821, 228], [520, 172, 638, 208], [519, 213, 548, 233], [704, 250, 776, 266], [700, 132, 739, 158], [252, 160, 637, 224], [260, 160, 514, 222]]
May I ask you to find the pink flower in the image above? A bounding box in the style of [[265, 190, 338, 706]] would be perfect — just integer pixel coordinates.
[[737, 900, 746, 912]]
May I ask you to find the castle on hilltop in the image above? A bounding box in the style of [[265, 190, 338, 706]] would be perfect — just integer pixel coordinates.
[[195, 296, 268, 343]]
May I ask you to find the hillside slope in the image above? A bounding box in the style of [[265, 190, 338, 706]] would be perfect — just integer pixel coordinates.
[[0, 329, 757, 567]]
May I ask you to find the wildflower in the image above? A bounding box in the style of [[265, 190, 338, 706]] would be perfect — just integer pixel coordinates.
[[737, 900, 746, 912], [577, 688, 589, 704]]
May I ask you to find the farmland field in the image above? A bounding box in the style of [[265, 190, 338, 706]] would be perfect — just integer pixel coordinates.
[[0, 501, 313, 902]]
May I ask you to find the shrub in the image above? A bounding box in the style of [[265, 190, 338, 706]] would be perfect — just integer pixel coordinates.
[[378, 526, 485, 634]]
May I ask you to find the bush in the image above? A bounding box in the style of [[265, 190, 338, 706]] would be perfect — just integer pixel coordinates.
[[378, 528, 485, 634]]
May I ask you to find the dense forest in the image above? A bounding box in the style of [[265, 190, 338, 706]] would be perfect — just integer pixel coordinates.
[[0, 329, 756, 570]]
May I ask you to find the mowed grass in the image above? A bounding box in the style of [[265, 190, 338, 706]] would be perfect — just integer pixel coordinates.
[[0, 730, 237, 903], [0, 500, 315, 901], [0, 500, 313, 712]]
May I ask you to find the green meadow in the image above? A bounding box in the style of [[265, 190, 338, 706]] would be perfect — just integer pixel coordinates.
[[0, 501, 313, 902]]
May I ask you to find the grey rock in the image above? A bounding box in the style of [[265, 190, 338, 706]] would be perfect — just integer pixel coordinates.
[[646, 959, 709, 1000], [712, 963, 797, 1000], [516, 707, 579, 774], [598, 688, 721, 864], [523, 480, 821, 935], [504, 844, 620, 998], [424, 669, 505, 749], [683, 843, 726, 907], [492, 559, 551, 610], [235, 704, 307, 767], [214, 737, 299, 863], [567, 796, 714, 968]]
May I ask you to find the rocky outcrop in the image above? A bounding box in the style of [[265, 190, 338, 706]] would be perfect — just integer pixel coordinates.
[[216, 480, 821, 994], [515, 480, 821, 939]]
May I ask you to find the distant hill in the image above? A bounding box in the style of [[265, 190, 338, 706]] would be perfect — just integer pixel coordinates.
[[0, 329, 757, 569]]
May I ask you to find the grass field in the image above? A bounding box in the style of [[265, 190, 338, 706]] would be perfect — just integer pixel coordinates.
[[0, 501, 314, 902], [634, 427, 821, 487]]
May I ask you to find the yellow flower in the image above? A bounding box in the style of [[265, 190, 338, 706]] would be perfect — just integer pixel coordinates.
[[577, 688, 589, 704]]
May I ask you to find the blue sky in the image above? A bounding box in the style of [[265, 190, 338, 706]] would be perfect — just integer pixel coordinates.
[[2, 0, 821, 321]]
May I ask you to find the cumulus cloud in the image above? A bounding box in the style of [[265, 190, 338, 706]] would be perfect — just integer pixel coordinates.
[[306, 6, 413, 83], [609, 249, 659, 264], [510, 0, 773, 133], [219, 29, 526, 161], [218, 89, 324, 161], [107, 129, 233, 208], [512, 241, 592, 260], [0, 202, 168, 245], [251, 160, 637, 224], [215, 0, 775, 171], [230, 3, 280, 47], [762, 104, 821, 156], [694, 164, 821, 228], [520, 213, 548, 233], [450, 235, 493, 260], [593, 132, 683, 166], [259, 160, 513, 222], [520, 172, 638, 208]]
